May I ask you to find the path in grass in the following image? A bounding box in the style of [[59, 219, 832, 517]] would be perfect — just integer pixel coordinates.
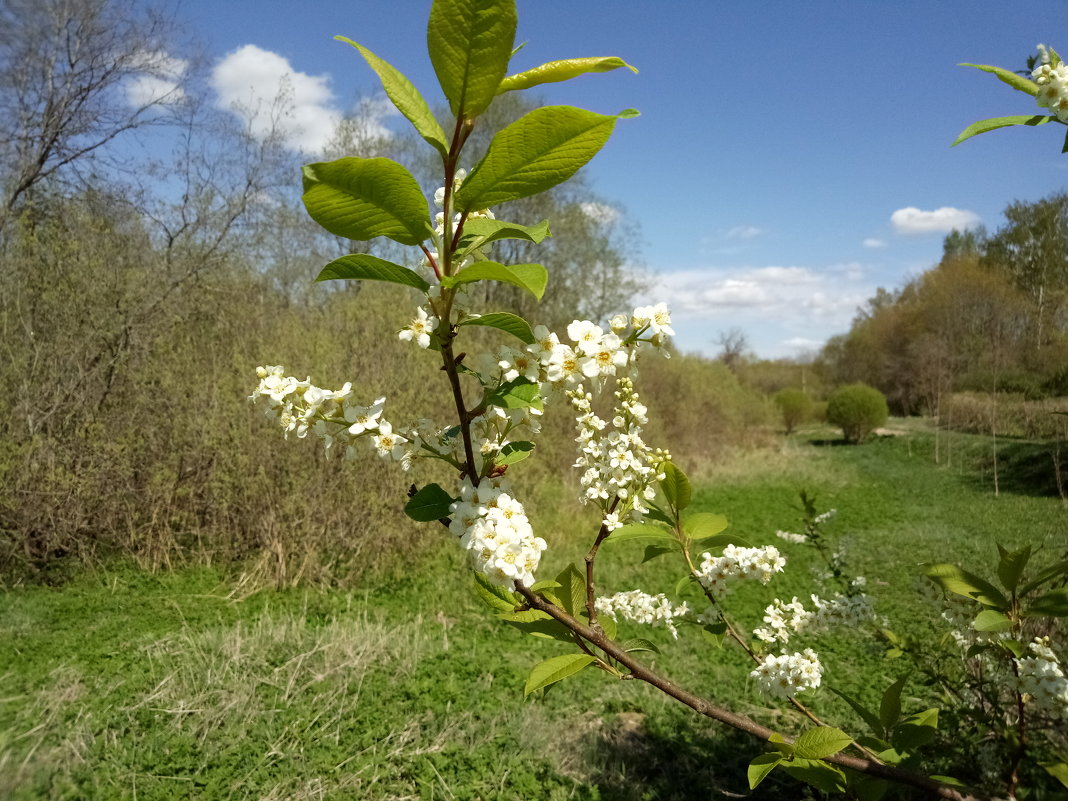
[[1, 426, 1062, 800]]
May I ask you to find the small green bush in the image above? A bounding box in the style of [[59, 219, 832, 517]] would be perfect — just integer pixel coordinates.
[[826, 383, 888, 443], [772, 387, 812, 434]]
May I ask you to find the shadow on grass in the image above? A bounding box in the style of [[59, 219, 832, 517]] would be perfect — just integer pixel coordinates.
[[584, 712, 811, 800], [960, 438, 1067, 499]]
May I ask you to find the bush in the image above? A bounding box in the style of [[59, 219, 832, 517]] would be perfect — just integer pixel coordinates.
[[826, 383, 888, 443], [772, 387, 812, 434]]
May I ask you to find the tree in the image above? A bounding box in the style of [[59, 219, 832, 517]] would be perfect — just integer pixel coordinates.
[[0, 0, 183, 233], [715, 327, 749, 372], [773, 387, 812, 434], [826, 383, 888, 444]]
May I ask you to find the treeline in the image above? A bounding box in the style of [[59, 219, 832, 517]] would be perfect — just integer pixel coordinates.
[[0, 0, 773, 583], [815, 193, 1068, 428]]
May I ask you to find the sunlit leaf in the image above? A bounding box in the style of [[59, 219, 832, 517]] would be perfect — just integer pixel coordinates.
[[460, 312, 535, 344], [960, 62, 1038, 96], [404, 483, 455, 522], [498, 56, 637, 93], [524, 652, 596, 695], [316, 254, 430, 292], [428, 0, 516, 117], [952, 114, 1056, 147], [442, 261, 548, 299]]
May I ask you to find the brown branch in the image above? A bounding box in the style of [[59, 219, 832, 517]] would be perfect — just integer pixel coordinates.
[[513, 582, 990, 801]]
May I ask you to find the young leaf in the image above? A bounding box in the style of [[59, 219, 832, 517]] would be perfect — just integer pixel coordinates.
[[690, 533, 753, 551], [641, 544, 675, 563], [316, 254, 431, 292], [335, 37, 448, 156], [454, 106, 637, 211], [554, 563, 586, 617], [1041, 761, 1068, 790], [524, 652, 596, 695], [952, 114, 1056, 147], [404, 483, 455, 522], [428, 0, 516, 118], [892, 708, 939, 751], [700, 619, 727, 647], [302, 158, 430, 245], [460, 312, 535, 344], [996, 543, 1032, 593], [780, 759, 847, 794], [1024, 587, 1068, 617], [828, 687, 884, 738], [793, 727, 854, 760], [459, 217, 551, 247], [604, 523, 675, 544], [960, 62, 1039, 96], [619, 638, 660, 654], [658, 461, 692, 514], [972, 609, 1011, 632], [924, 563, 1009, 610], [498, 56, 638, 94], [681, 512, 728, 540], [496, 440, 535, 465], [472, 571, 518, 612], [747, 753, 782, 789], [502, 616, 574, 642], [879, 675, 908, 733], [485, 376, 542, 409], [1019, 559, 1068, 596], [442, 261, 548, 300]]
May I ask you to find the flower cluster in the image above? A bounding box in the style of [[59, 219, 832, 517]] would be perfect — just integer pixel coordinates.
[[250, 365, 410, 463], [595, 590, 690, 639], [695, 545, 786, 596], [750, 649, 823, 698], [398, 306, 439, 349], [1033, 45, 1068, 122], [569, 377, 668, 531], [449, 477, 547, 590], [1016, 638, 1068, 717], [754, 593, 876, 644], [775, 529, 808, 545]]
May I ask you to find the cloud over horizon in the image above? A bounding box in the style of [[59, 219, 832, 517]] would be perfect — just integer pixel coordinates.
[[890, 206, 980, 235]]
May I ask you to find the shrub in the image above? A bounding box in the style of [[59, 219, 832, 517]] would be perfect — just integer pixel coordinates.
[[826, 383, 888, 443], [772, 387, 812, 434]]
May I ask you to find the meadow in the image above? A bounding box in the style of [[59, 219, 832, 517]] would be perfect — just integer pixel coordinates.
[[2, 423, 1063, 801]]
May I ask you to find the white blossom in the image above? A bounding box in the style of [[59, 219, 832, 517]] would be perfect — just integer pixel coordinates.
[[595, 590, 690, 639], [398, 306, 438, 349], [750, 649, 823, 697]]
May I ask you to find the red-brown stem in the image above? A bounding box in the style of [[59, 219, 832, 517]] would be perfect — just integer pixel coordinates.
[[513, 582, 990, 801], [584, 497, 621, 625], [420, 244, 441, 280], [440, 334, 478, 483]]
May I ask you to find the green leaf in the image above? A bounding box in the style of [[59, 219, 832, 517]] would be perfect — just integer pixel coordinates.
[[502, 616, 574, 642], [454, 106, 636, 211], [1041, 761, 1068, 790], [404, 483, 455, 522], [496, 440, 535, 465], [793, 727, 854, 760], [690, 533, 752, 552], [485, 376, 542, 410], [460, 312, 535, 344], [428, 0, 516, 118], [972, 609, 1011, 632], [619, 638, 660, 654], [681, 512, 728, 540], [999, 639, 1026, 658], [767, 731, 794, 755], [605, 523, 675, 544], [459, 217, 551, 247], [747, 753, 782, 789], [700, 619, 727, 647], [1025, 587, 1068, 617], [302, 158, 430, 245], [498, 56, 638, 93], [641, 544, 675, 563], [472, 571, 518, 612], [780, 759, 847, 794], [554, 563, 586, 617], [529, 579, 561, 593], [316, 254, 431, 292], [335, 37, 448, 156], [1019, 559, 1068, 596], [524, 653, 596, 695], [929, 775, 967, 787], [996, 543, 1032, 593], [658, 461, 691, 514], [960, 62, 1039, 97], [952, 114, 1056, 147], [924, 563, 1009, 610], [442, 261, 548, 300], [892, 708, 939, 751], [828, 687, 884, 738], [879, 675, 908, 733], [644, 505, 674, 526]]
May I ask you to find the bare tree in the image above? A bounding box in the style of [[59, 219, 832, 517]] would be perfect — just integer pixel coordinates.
[[0, 0, 184, 232], [716, 326, 750, 372]]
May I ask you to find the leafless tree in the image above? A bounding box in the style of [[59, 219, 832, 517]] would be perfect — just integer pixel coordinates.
[[0, 0, 184, 232]]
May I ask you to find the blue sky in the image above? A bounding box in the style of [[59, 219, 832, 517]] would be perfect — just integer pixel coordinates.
[[167, 0, 1068, 358]]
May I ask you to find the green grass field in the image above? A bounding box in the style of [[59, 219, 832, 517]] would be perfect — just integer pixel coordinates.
[[2, 423, 1064, 800]]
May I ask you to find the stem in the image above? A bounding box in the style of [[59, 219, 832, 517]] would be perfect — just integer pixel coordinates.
[[584, 496, 620, 626], [440, 332, 478, 483], [514, 582, 990, 801]]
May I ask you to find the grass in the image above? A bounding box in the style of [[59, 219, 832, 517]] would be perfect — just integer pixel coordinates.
[[1, 422, 1064, 800]]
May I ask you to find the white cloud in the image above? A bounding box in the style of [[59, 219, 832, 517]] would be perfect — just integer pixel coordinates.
[[580, 201, 620, 225], [125, 51, 187, 107], [211, 44, 343, 153], [862, 237, 887, 248], [725, 225, 762, 240], [781, 337, 823, 351], [890, 206, 980, 235]]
